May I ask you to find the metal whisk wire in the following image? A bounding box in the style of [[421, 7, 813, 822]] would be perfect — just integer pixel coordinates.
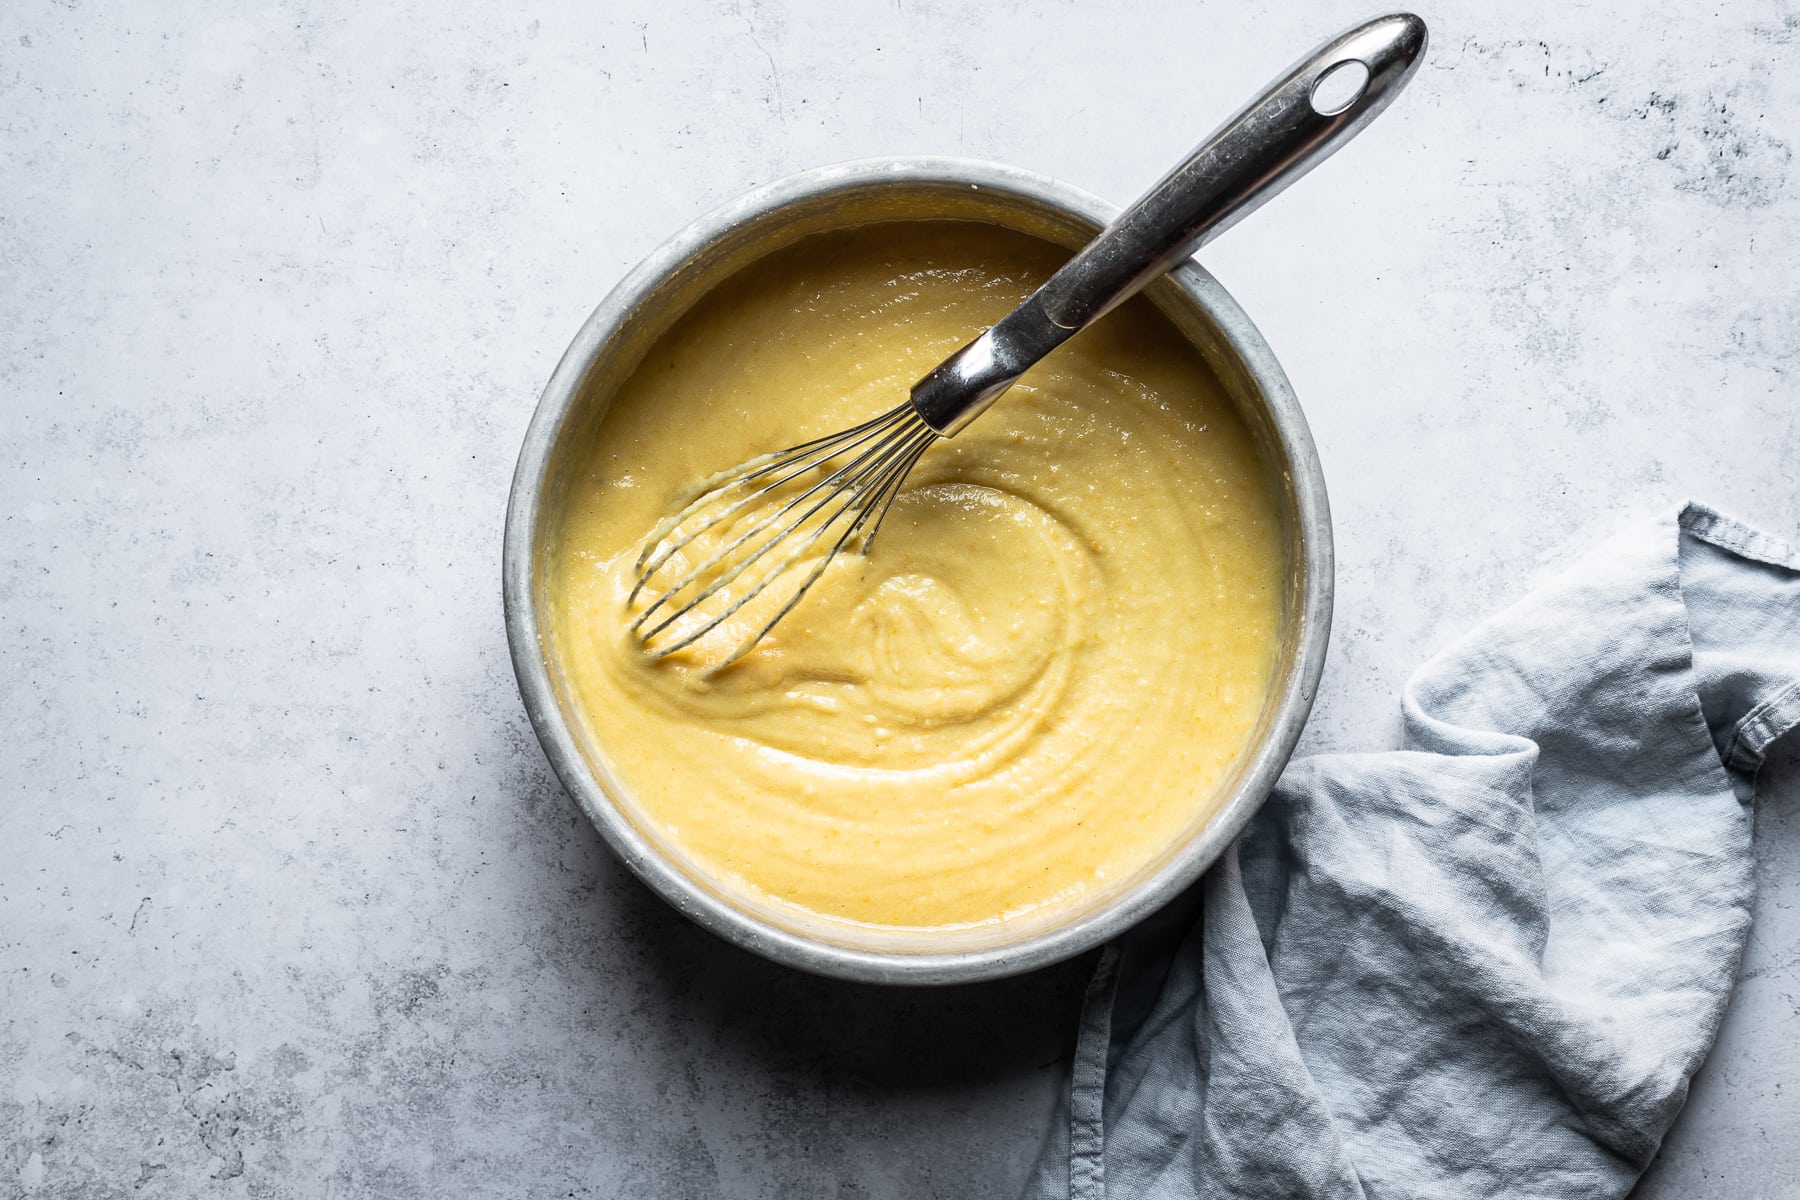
[[628, 402, 938, 668]]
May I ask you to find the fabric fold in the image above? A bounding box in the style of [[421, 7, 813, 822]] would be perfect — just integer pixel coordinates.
[[1026, 502, 1800, 1200]]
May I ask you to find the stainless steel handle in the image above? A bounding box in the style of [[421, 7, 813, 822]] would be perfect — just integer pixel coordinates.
[[911, 12, 1428, 435]]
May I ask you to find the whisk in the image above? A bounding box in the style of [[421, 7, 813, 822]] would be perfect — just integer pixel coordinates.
[[630, 13, 1426, 669]]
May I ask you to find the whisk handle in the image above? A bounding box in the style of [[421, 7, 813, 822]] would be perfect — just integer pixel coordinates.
[[911, 12, 1427, 436]]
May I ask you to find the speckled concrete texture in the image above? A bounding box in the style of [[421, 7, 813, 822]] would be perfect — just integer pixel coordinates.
[[2, 1, 1796, 1196]]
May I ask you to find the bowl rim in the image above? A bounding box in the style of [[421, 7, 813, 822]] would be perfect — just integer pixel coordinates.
[[503, 155, 1334, 985]]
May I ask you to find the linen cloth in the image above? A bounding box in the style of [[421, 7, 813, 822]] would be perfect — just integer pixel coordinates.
[[1025, 502, 1800, 1200]]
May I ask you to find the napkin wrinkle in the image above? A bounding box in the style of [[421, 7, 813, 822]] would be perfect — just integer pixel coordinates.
[[1025, 502, 1800, 1200]]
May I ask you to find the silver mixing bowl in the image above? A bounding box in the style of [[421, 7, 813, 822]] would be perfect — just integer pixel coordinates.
[[503, 157, 1333, 985]]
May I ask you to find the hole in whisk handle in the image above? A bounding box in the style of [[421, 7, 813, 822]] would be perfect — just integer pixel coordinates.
[[1311, 59, 1372, 116]]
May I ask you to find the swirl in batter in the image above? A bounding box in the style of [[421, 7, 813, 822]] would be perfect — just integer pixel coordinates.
[[547, 222, 1284, 933]]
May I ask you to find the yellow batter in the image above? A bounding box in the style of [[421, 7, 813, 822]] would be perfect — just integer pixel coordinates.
[[547, 221, 1284, 933]]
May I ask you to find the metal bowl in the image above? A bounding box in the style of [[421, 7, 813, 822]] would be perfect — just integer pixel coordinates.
[[504, 157, 1332, 985]]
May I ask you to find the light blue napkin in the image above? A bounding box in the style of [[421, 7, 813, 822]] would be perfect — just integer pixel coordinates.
[[1026, 502, 1800, 1200]]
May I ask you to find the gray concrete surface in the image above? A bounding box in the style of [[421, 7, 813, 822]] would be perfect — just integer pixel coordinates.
[[2, 1, 1796, 1195]]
